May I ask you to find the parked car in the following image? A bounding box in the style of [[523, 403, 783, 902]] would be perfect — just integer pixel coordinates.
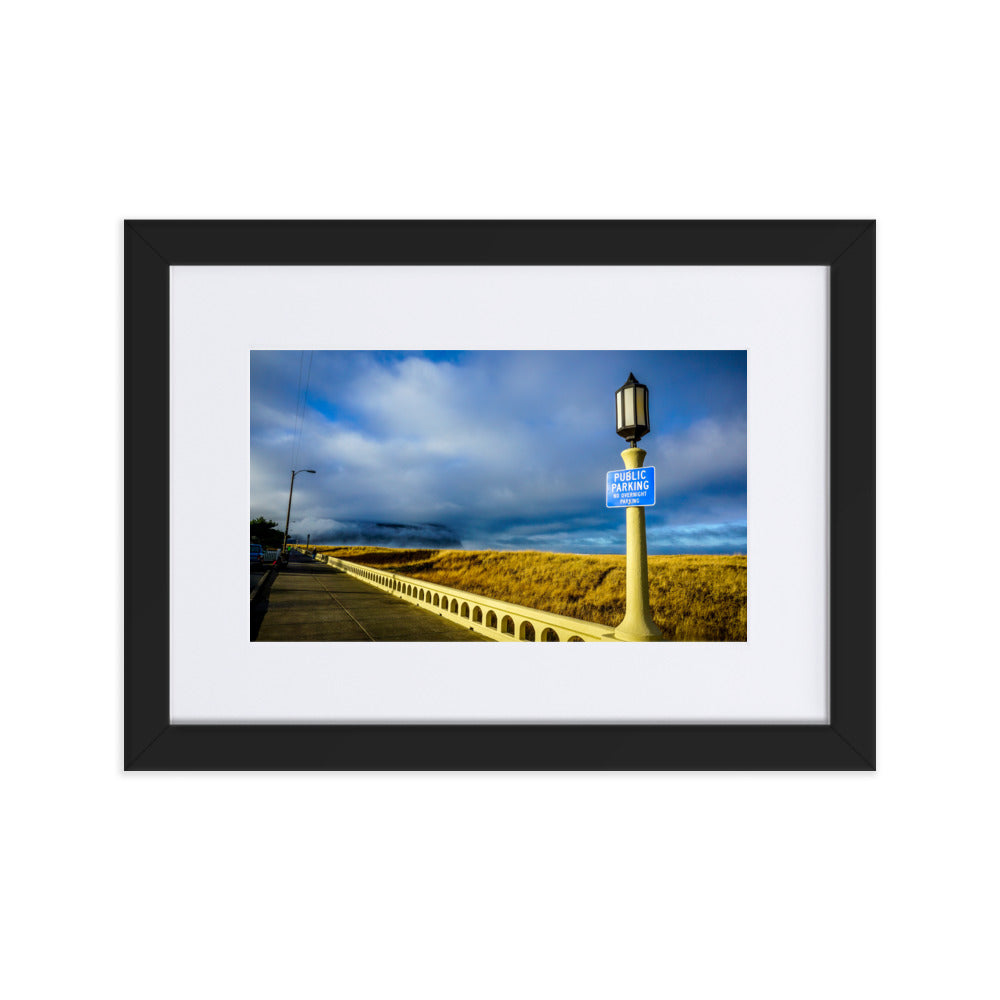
[[250, 543, 264, 563]]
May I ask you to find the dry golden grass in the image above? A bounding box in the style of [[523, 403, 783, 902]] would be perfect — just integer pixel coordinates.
[[314, 546, 747, 642]]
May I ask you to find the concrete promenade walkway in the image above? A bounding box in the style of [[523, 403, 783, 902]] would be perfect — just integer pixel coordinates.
[[254, 556, 490, 642]]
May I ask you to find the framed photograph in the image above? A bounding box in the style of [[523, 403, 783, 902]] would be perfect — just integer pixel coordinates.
[[125, 220, 874, 770]]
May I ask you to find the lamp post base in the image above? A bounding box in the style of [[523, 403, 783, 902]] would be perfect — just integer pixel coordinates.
[[614, 620, 664, 642]]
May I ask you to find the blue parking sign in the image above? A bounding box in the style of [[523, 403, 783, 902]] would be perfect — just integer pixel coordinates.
[[606, 466, 655, 507]]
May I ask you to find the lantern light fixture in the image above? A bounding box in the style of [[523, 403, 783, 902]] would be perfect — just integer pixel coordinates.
[[615, 372, 650, 445]]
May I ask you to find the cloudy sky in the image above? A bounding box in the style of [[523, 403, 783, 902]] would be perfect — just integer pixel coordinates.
[[250, 350, 746, 554]]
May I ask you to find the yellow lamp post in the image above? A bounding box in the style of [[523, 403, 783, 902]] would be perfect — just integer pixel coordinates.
[[613, 374, 663, 641]]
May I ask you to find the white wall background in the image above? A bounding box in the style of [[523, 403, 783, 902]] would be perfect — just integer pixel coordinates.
[[2, 2, 997, 998]]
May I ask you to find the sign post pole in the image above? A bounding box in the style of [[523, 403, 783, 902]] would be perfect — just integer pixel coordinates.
[[611, 372, 663, 642], [614, 446, 663, 642]]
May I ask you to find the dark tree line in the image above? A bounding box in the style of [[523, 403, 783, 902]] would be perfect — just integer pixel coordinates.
[[250, 517, 285, 548]]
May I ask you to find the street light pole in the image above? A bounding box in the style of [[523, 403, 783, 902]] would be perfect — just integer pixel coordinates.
[[613, 374, 662, 642], [614, 444, 662, 641], [281, 469, 316, 554]]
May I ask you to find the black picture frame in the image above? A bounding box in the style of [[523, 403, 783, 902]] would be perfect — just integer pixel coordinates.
[[125, 220, 874, 770]]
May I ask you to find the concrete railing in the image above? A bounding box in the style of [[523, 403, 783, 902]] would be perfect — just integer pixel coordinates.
[[319, 555, 621, 642]]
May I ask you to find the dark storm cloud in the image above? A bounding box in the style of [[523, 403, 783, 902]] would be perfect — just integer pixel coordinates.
[[250, 350, 746, 554], [306, 520, 462, 548]]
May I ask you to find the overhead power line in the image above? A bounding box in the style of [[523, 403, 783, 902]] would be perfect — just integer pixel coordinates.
[[292, 350, 314, 470]]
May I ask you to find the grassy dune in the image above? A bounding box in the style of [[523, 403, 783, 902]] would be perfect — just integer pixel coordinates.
[[314, 546, 747, 642]]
